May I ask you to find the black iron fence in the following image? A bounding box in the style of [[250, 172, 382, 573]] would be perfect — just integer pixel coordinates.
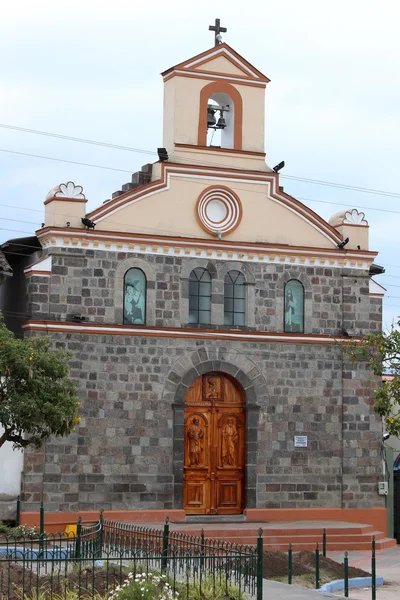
[[0, 512, 263, 599]]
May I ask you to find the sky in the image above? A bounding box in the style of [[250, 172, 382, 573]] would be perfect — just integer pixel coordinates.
[[0, 0, 399, 328]]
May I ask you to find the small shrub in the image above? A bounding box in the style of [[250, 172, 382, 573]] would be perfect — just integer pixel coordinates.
[[0, 523, 11, 535], [108, 572, 178, 600], [185, 575, 243, 600], [11, 525, 41, 539], [21, 591, 104, 600]]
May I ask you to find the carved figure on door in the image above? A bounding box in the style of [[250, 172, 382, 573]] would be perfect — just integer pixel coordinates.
[[206, 376, 219, 398], [221, 417, 238, 466], [187, 417, 204, 466]]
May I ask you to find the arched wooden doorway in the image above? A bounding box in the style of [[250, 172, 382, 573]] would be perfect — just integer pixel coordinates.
[[183, 372, 245, 515]]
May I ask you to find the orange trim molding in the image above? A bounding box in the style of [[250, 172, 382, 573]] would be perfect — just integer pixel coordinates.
[[175, 143, 265, 157], [198, 81, 243, 149], [24, 270, 50, 277], [22, 319, 362, 346], [44, 196, 87, 206], [163, 71, 266, 88]]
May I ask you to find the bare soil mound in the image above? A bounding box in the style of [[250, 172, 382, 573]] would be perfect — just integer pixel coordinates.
[[263, 549, 371, 580]]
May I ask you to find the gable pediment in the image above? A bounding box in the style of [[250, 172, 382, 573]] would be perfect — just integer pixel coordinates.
[[87, 163, 342, 251], [162, 43, 270, 84]]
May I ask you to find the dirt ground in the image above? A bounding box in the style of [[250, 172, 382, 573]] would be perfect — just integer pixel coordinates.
[[263, 550, 371, 582], [0, 562, 124, 600]]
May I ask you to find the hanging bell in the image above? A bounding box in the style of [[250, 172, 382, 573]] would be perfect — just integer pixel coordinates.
[[216, 112, 226, 129], [207, 108, 217, 128]]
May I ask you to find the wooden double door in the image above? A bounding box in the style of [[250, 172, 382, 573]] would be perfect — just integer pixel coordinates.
[[183, 373, 245, 515]]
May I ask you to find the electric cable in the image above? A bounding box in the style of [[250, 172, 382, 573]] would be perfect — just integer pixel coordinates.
[[1, 122, 400, 199]]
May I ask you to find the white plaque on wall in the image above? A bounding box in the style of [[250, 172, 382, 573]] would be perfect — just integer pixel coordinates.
[[294, 436, 308, 448]]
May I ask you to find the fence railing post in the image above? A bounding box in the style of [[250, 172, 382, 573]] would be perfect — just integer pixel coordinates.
[[288, 543, 292, 584], [322, 528, 326, 557], [16, 495, 21, 527], [344, 551, 348, 597], [200, 528, 205, 571], [75, 516, 82, 559], [315, 543, 320, 589], [39, 497, 44, 554], [372, 536, 376, 600], [257, 528, 263, 600], [96, 509, 104, 558], [161, 516, 169, 572]]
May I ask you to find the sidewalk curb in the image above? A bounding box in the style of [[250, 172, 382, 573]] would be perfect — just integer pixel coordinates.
[[319, 576, 384, 593]]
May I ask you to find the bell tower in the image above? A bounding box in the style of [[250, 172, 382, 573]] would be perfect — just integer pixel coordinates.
[[160, 28, 272, 172]]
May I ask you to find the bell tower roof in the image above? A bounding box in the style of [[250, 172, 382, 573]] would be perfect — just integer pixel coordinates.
[[161, 43, 270, 86]]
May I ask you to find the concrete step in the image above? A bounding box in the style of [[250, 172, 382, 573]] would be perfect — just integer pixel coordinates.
[[172, 525, 375, 538], [169, 524, 397, 552], [262, 538, 397, 551]]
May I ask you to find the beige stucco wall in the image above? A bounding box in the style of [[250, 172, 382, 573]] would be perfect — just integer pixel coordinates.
[[169, 146, 272, 172], [162, 68, 266, 155], [45, 199, 87, 228], [333, 224, 369, 250], [97, 175, 335, 248], [195, 56, 249, 76]]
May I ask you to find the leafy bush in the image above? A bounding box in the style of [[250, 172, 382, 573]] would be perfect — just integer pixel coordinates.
[[0, 522, 11, 534]]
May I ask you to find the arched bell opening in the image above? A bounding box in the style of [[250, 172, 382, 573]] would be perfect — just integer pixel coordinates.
[[198, 82, 243, 150], [206, 93, 235, 149]]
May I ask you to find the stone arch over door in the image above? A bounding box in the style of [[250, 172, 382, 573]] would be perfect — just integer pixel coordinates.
[[162, 348, 266, 510]]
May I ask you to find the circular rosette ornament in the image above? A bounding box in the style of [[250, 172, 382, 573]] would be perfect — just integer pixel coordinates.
[[196, 186, 242, 236]]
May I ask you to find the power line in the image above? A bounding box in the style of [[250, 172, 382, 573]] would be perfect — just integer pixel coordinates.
[[1, 122, 400, 199], [0, 148, 133, 174], [0, 123, 157, 156], [0, 226, 35, 235], [298, 197, 400, 216]]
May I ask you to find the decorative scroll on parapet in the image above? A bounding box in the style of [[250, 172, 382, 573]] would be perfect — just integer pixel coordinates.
[[43, 182, 88, 230], [328, 209, 369, 251]]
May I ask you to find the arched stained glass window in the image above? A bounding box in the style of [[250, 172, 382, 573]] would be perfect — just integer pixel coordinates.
[[189, 268, 211, 325], [123, 268, 146, 325], [224, 270, 246, 326], [284, 280, 304, 333]]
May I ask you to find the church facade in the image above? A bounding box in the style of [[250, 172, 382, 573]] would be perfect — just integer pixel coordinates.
[[1, 40, 387, 523]]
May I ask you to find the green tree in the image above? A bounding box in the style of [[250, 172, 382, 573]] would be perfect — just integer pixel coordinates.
[[0, 319, 79, 449], [345, 322, 400, 437]]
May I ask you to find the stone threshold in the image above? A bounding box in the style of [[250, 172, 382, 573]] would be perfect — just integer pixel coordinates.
[[183, 515, 248, 524]]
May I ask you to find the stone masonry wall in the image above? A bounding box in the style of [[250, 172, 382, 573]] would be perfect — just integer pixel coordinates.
[[20, 247, 384, 512], [21, 335, 384, 513], [27, 247, 380, 337]]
